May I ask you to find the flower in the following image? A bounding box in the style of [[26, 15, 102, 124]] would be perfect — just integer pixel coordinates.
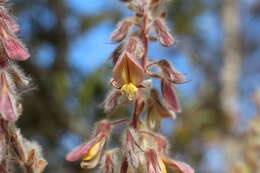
[[66, 120, 111, 169], [144, 148, 167, 173], [0, 6, 20, 33], [161, 79, 181, 113], [141, 131, 194, 173], [112, 52, 144, 100], [153, 18, 174, 47], [0, 19, 30, 60], [0, 71, 20, 121], [110, 17, 134, 42], [144, 88, 176, 130]]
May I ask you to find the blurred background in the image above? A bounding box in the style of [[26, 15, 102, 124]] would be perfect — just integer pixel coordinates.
[[11, 0, 260, 172]]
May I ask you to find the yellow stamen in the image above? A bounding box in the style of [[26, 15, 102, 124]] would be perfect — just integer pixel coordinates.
[[120, 83, 138, 101], [159, 157, 167, 173], [83, 139, 104, 161]]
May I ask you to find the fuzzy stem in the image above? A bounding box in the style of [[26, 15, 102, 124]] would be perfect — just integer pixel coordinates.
[[111, 119, 129, 125], [0, 119, 36, 173], [141, 15, 149, 69]]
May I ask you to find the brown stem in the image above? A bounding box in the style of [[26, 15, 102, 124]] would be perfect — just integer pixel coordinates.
[[130, 98, 144, 129], [0, 119, 9, 173], [141, 15, 149, 69], [0, 119, 36, 173]]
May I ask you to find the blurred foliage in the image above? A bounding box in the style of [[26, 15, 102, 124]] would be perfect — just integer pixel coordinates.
[[10, 0, 260, 172]]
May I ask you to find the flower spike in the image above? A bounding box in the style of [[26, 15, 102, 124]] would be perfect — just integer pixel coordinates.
[[67, 0, 194, 172]]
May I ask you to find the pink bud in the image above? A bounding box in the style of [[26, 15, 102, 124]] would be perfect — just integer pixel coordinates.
[[0, 72, 19, 121], [110, 19, 133, 42], [2, 36, 30, 61], [0, 7, 19, 33], [157, 59, 187, 84], [153, 18, 174, 47], [161, 79, 181, 113]]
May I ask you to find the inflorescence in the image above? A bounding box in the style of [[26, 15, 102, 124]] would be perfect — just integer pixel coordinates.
[[66, 0, 194, 173]]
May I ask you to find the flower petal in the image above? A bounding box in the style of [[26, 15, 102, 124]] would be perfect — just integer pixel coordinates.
[[65, 137, 99, 162], [162, 156, 194, 173], [150, 88, 176, 118], [161, 79, 181, 113], [0, 73, 18, 121], [0, 7, 19, 33], [81, 137, 106, 169], [145, 106, 161, 131], [153, 18, 174, 47], [2, 36, 30, 60], [157, 59, 186, 84], [110, 18, 133, 42], [112, 52, 144, 86], [0, 91, 18, 121]]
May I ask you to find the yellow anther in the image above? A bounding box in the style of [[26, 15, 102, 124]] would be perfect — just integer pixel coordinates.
[[120, 83, 138, 101], [159, 157, 167, 173]]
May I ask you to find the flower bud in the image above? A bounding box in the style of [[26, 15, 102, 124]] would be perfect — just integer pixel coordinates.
[[66, 120, 111, 169], [0, 71, 20, 121], [161, 79, 181, 113], [153, 18, 174, 47], [110, 18, 133, 42], [112, 52, 144, 100], [0, 7, 19, 33], [0, 20, 30, 60], [157, 59, 186, 84]]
